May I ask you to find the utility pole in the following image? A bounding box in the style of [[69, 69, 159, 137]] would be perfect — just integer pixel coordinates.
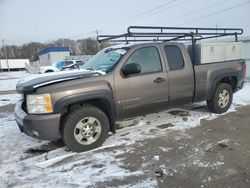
[[95, 29, 101, 51], [2, 39, 10, 72]]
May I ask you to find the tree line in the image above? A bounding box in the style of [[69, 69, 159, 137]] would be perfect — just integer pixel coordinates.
[[0, 38, 111, 61]]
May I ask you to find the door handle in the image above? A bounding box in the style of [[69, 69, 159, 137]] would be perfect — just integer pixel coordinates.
[[154, 77, 166, 83]]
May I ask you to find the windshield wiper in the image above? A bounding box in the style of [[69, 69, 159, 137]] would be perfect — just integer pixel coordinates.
[[85, 68, 93, 71], [104, 48, 113, 53]]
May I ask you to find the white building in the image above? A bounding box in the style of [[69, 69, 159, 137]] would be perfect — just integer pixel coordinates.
[[38, 47, 70, 66], [0, 59, 30, 71]]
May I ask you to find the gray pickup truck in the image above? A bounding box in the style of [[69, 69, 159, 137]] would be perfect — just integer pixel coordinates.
[[15, 26, 246, 152]]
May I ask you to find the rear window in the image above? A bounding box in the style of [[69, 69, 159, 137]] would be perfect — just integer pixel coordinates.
[[164, 46, 184, 70]]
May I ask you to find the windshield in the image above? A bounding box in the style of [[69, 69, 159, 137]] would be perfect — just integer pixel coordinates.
[[80, 48, 128, 73]]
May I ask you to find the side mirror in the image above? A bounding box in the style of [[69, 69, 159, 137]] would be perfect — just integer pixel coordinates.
[[122, 63, 141, 76]]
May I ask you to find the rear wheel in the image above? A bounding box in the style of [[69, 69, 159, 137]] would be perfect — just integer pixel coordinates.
[[62, 104, 109, 152], [207, 83, 233, 114]]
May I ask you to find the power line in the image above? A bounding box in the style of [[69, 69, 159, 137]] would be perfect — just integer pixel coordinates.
[[153, 0, 229, 25], [99, 0, 178, 29], [176, 1, 250, 26], [122, 0, 191, 26], [65, 0, 180, 39]]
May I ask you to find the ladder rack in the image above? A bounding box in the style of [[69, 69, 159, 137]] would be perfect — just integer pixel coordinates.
[[97, 26, 243, 43]]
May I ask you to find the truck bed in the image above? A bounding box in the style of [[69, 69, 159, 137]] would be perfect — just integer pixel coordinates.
[[193, 59, 245, 102]]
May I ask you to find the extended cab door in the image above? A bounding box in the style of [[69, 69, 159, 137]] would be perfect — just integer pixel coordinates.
[[114, 45, 169, 116], [161, 44, 194, 105]]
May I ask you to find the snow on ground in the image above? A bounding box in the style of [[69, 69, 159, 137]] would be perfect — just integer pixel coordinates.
[[0, 71, 30, 91], [0, 71, 250, 187], [0, 94, 21, 106], [0, 79, 20, 91], [0, 71, 30, 80], [232, 83, 250, 106]]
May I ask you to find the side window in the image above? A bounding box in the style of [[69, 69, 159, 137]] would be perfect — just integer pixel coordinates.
[[65, 61, 73, 66], [125, 46, 162, 74], [164, 46, 184, 70]]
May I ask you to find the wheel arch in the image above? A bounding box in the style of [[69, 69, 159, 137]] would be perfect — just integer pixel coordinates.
[[45, 69, 54, 73], [54, 91, 117, 134], [208, 73, 239, 100]]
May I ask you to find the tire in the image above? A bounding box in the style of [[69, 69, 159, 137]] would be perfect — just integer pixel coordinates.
[[207, 83, 233, 114], [62, 104, 109, 152]]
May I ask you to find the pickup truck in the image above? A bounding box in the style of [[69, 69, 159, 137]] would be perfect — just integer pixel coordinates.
[[15, 26, 246, 152]]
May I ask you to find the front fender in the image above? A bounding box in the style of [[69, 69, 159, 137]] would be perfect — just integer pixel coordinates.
[[54, 90, 116, 113], [53, 90, 117, 132]]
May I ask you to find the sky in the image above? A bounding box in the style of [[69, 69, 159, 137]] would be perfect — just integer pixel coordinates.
[[0, 0, 250, 46]]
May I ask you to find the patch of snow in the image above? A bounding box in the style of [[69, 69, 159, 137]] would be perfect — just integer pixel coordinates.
[[232, 82, 250, 106], [34, 153, 76, 169], [24, 150, 143, 187], [0, 79, 20, 91], [0, 71, 30, 91], [158, 146, 172, 152], [0, 71, 30, 80], [0, 112, 143, 187], [193, 160, 224, 168], [0, 114, 43, 176], [0, 94, 21, 106], [218, 138, 230, 145], [118, 178, 158, 188], [153, 155, 160, 161]]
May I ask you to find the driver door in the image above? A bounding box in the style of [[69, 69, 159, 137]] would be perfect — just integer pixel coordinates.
[[114, 46, 169, 117]]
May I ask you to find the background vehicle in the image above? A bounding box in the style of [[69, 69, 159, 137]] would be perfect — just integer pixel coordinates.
[[38, 59, 84, 73], [61, 61, 85, 71], [15, 26, 246, 152]]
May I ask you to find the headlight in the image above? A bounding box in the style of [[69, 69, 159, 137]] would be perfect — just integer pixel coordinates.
[[27, 94, 53, 114]]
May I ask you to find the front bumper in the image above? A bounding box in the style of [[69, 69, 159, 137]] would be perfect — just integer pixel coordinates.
[[14, 100, 61, 140]]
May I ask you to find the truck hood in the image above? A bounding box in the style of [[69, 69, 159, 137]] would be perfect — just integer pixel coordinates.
[[16, 70, 103, 93]]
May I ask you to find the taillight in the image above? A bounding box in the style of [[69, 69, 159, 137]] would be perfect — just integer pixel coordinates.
[[243, 63, 246, 80]]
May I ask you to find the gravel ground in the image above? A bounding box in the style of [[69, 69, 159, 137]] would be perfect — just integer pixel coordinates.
[[96, 105, 250, 188]]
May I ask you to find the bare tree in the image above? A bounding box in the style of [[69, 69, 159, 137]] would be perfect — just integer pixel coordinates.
[[0, 37, 112, 60], [52, 39, 77, 55]]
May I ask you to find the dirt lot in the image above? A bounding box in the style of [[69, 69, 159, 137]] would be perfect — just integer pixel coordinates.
[[98, 105, 250, 188], [1, 104, 250, 187], [83, 106, 246, 188]]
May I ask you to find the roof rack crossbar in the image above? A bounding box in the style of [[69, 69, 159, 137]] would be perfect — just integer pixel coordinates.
[[127, 26, 243, 34]]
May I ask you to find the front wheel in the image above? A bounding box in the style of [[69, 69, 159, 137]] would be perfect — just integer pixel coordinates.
[[207, 83, 233, 114], [62, 105, 109, 152]]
